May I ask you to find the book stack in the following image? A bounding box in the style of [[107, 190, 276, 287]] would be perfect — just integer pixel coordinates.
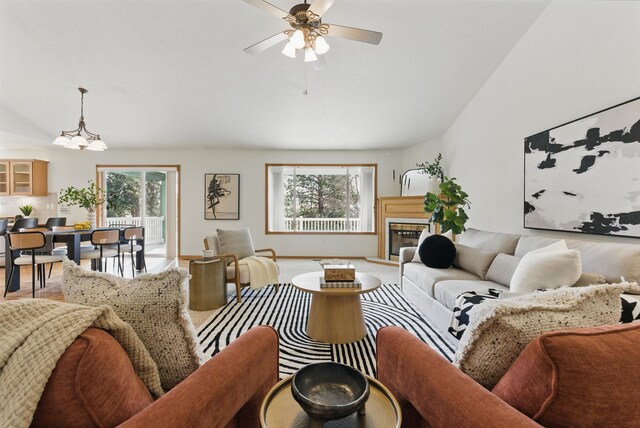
[[319, 277, 362, 288]]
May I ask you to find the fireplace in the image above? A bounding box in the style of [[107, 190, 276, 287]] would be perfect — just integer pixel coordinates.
[[388, 222, 430, 261]]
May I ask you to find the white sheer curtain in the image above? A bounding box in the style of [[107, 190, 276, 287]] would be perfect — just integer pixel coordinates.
[[268, 166, 286, 231], [358, 167, 375, 232]]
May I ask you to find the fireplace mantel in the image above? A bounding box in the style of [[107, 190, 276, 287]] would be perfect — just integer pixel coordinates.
[[376, 196, 434, 259]]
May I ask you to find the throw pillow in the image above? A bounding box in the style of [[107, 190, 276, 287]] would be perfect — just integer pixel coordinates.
[[453, 283, 638, 389], [485, 254, 522, 286], [411, 228, 432, 262], [216, 229, 256, 261], [453, 244, 498, 279], [510, 241, 581, 292], [61, 260, 203, 390], [492, 323, 640, 427], [419, 234, 456, 269]]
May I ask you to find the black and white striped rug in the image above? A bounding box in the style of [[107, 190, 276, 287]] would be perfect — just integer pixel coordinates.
[[197, 283, 457, 378]]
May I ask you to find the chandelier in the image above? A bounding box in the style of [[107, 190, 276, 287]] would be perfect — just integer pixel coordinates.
[[280, 3, 330, 62], [52, 87, 107, 151]]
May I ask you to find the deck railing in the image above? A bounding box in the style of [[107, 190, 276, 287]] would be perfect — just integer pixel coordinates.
[[105, 216, 165, 244], [283, 218, 361, 232]]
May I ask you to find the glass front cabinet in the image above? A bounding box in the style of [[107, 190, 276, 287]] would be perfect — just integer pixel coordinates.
[[1, 159, 48, 196]]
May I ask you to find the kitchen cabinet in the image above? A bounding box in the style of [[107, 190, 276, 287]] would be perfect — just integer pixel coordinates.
[[0, 159, 49, 196]]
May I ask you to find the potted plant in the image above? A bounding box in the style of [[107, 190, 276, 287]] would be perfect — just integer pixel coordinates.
[[18, 204, 34, 217], [58, 180, 105, 229], [423, 176, 471, 236], [417, 153, 444, 195]]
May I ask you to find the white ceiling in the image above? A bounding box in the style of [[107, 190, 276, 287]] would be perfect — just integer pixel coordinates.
[[0, 0, 549, 151]]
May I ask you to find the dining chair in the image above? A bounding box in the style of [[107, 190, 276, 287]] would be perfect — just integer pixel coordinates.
[[4, 231, 65, 298], [44, 226, 76, 278], [45, 217, 67, 229], [120, 226, 147, 277], [10, 217, 38, 232], [80, 229, 122, 274], [0, 219, 7, 268]]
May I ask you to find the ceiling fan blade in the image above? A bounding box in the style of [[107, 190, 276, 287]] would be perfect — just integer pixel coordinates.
[[244, 32, 289, 54], [326, 24, 383, 45], [241, 0, 291, 20], [308, 0, 336, 18], [312, 55, 328, 71]]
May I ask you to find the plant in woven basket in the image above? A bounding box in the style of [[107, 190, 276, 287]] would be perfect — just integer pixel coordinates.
[[424, 176, 470, 235], [18, 204, 34, 216], [58, 180, 105, 213]]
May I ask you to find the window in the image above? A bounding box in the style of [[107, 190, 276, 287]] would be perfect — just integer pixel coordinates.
[[266, 164, 377, 233]]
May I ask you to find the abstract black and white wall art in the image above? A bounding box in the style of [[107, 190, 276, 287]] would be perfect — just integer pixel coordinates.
[[524, 97, 640, 238], [205, 173, 240, 220]]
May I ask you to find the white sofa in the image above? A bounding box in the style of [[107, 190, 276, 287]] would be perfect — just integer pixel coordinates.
[[399, 228, 640, 342]]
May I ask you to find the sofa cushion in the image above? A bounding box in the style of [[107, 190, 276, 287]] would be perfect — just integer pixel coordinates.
[[456, 228, 520, 255], [510, 242, 582, 292], [566, 239, 640, 283], [492, 323, 640, 427], [33, 328, 154, 427], [216, 229, 256, 261], [434, 280, 509, 311], [403, 262, 480, 298], [453, 244, 498, 279], [453, 283, 634, 389], [485, 254, 522, 286], [419, 234, 456, 268], [412, 229, 453, 262], [62, 261, 203, 391], [573, 271, 607, 287], [514, 235, 560, 257]]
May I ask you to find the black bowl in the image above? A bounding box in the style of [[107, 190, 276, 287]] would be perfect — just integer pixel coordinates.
[[291, 362, 370, 422]]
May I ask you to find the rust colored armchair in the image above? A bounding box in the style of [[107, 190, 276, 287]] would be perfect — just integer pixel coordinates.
[[377, 324, 640, 428], [33, 326, 279, 428]]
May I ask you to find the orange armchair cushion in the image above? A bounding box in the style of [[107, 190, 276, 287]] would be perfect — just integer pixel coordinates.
[[492, 322, 640, 427], [32, 328, 154, 427]]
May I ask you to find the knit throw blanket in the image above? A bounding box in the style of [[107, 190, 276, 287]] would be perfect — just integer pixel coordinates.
[[0, 299, 164, 428], [240, 256, 279, 290]]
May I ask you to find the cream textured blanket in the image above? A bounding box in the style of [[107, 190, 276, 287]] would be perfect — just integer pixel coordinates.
[[241, 256, 279, 290], [0, 299, 164, 428]]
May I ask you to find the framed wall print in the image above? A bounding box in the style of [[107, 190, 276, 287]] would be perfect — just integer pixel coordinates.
[[205, 173, 240, 220], [524, 96, 640, 238]]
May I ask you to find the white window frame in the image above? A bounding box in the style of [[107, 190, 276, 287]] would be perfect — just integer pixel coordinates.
[[265, 163, 377, 235]]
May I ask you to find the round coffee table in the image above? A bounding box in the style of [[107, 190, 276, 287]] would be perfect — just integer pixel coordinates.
[[291, 272, 381, 344], [260, 374, 401, 427]]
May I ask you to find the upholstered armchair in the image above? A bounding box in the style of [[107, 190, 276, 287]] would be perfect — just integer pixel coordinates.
[[33, 326, 279, 428], [203, 229, 279, 303]]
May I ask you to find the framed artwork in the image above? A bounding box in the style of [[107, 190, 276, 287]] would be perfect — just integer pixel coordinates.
[[524, 96, 640, 238], [205, 173, 239, 220]]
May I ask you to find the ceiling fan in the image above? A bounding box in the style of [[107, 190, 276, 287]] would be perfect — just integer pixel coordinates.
[[241, 0, 383, 67]]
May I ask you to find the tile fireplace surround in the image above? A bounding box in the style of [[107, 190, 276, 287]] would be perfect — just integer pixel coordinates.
[[376, 196, 431, 261]]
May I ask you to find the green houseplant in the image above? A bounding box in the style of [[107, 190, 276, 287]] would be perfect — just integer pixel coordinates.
[[416, 153, 444, 181], [18, 204, 34, 217], [58, 180, 105, 228], [424, 176, 471, 236]]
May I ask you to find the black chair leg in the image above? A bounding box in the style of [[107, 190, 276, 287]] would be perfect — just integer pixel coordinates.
[[48, 263, 53, 279], [4, 266, 15, 297], [31, 263, 36, 298], [130, 252, 135, 277]]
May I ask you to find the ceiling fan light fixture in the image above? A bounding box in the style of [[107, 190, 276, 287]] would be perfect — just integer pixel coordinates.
[[314, 36, 330, 54], [281, 41, 297, 58], [304, 47, 318, 62], [290, 29, 306, 49]]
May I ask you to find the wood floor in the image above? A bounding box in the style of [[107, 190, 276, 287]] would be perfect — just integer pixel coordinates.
[[0, 257, 182, 302]]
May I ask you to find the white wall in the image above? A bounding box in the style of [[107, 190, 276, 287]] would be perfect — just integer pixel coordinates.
[[0, 145, 403, 256], [439, 0, 640, 245], [402, 137, 443, 173]]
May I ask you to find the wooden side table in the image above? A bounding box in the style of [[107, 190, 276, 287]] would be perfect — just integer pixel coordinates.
[[260, 375, 401, 427], [291, 272, 381, 344]]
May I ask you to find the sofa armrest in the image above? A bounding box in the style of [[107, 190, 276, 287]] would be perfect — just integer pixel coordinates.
[[120, 326, 279, 428], [376, 327, 540, 428], [399, 247, 416, 264]]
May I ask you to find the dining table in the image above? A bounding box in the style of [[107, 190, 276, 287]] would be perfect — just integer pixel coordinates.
[[4, 228, 145, 293]]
